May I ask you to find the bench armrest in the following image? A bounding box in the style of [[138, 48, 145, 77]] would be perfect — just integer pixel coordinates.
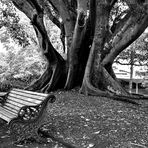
[[17, 94, 56, 122]]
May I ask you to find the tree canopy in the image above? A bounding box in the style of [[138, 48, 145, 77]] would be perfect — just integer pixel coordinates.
[[4, 0, 148, 100]]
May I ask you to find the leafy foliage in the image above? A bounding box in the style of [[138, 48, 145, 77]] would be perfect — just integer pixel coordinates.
[[110, 0, 129, 33], [0, 1, 48, 90], [0, 43, 46, 91], [0, 0, 30, 47], [1, 44, 45, 75], [44, 15, 63, 54]]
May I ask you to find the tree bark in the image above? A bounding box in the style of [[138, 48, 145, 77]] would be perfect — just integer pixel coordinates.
[[81, 0, 148, 97], [129, 48, 135, 93], [27, 12, 66, 92], [102, 12, 148, 66], [12, 0, 67, 92], [64, 0, 88, 89], [80, 1, 125, 95], [10, 0, 148, 100]]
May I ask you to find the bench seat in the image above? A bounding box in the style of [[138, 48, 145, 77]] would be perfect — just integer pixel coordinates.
[[0, 88, 56, 143]]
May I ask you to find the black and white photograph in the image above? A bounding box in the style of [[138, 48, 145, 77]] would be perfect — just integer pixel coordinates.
[[1, 0, 148, 148]]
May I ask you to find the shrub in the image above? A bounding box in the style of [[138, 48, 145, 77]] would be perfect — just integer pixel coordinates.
[[0, 74, 40, 92], [0, 80, 12, 92]]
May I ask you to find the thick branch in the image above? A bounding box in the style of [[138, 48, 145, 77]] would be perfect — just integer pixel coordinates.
[[111, 10, 131, 34], [12, 0, 63, 64], [44, 2, 61, 28], [110, 0, 118, 7], [26, 0, 42, 13], [58, 0, 75, 53], [102, 13, 148, 66], [12, 0, 34, 20]]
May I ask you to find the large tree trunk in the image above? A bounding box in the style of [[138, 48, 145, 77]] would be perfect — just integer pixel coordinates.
[[80, 0, 148, 98], [80, 0, 129, 96], [11, 0, 148, 100]]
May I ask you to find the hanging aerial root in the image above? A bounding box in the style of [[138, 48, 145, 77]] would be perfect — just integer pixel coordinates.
[[80, 74, 108, 96], [25, 60, 66, 93]]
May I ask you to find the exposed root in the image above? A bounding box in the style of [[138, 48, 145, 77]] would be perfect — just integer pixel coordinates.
[[39, 129, 77, 148], [25, 66, 53, 91], [41, 63, 66, 93], [80, 75, 108, 96], [80, 74, 140, 105], [101, 67, 129, 96], [64, 66, 78, 90], [129, 142, 147, 148], [25, 60, 66, 93]]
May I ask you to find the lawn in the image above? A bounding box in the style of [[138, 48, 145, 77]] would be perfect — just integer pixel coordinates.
[[0, 89, 148, 148]]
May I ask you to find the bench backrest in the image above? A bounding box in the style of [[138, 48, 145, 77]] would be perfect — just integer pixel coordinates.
[[0, 88, 49, 123]]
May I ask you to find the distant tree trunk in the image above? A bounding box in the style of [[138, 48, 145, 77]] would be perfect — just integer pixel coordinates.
[[129, 48, 135, 94]]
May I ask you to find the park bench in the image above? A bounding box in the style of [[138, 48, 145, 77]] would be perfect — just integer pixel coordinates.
[[0, 88, 56, 143]]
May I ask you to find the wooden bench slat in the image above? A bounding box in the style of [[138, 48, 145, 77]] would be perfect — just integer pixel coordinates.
[[0, 114, 11, 122], [0, 92, 8, 96], [10, 91, 46, 101], [11, 91, 46, 100], [8, 95, 41, 105], [4, 103, 20, 113], [5, 102, 21, 110], [7, 98, 28, 108], [2, 106, 17, 116], [0, 107, 15, 118], [7, 97, 36, 108], [12, 88, 48, 97], [0, 106, 16, 116]]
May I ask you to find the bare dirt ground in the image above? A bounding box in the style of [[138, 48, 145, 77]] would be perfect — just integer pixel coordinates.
[[1, 89, 148, 148]]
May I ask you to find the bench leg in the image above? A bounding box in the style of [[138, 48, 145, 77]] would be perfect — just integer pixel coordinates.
[[9, 95, 56, 143]]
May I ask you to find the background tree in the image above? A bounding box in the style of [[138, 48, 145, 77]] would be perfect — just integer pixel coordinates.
[[7, 0, 148, 99], [114, 32, 148, 93], [115, 32, 148, 67]]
